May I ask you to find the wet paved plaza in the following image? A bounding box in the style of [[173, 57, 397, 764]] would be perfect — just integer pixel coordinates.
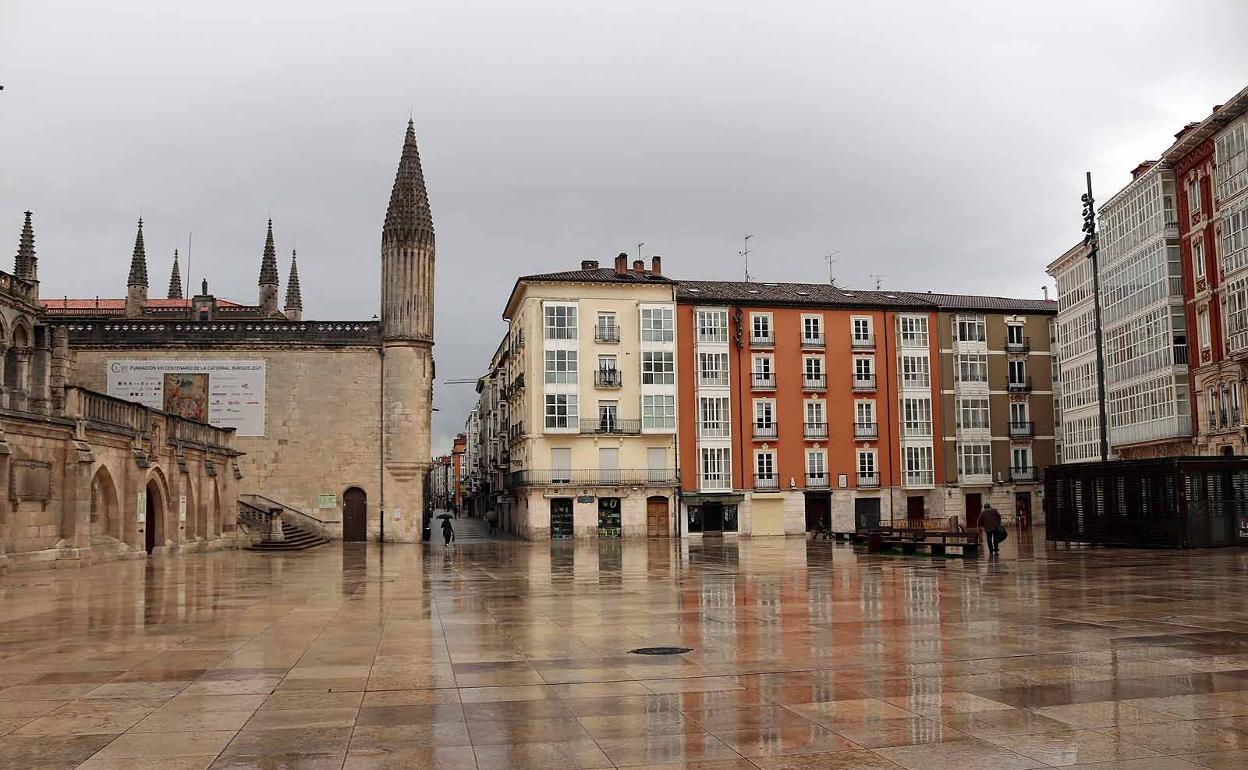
[[4, 525, 1248, 769]]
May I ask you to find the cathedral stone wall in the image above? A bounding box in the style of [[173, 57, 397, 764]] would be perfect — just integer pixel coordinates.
[[71, 345, 387, 537]]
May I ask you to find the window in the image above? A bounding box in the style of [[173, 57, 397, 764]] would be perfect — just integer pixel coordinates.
[[641, 351, 675, 384], [1011, 446, 1032, 472], [753, 355, 774, 376], [699, 447, 730, 489], [1007, 324, 1025, 345], [957, 354, 988, 383], [755, 451, 776, 480], [804, 400, 825, 426], [698, 351, 729, 386], [1188, 177, 1201, 217], [1222, 203, 1248, 277], [955, 314, 986, 343], [751, 313, 773, 342], [640, 306, 674, 342], [1194, 239, 1206, 280], [754, 399, 775, 427], [595, 312, 618, 342], [1199, 307, 1211, 350], [696, 309, 728, 343], [699, 397, 729, 437], [853, 356, 874, 377], [852, 317, 872, 343], [1009, 401, 1028, 423], [957, 444, 992, 477], [903, 445, 934, 486], [597, 400, 618, 430], [550, 448, 571, 483], [544, 394, 577, 429], [544, 303, 577, 340], [1008, 360, 1027, 385], [647, 447, 668, 483], [597, 354, 616, 371], [599, 447, 620, 483], [1216, 120, 1248, 202], [899, 315, 929, 348], [802, 315, 824, 343], [855, 400, 875, 425], [900, 354, 930, 388], [806, 450, 826, 480], [803, 356, 824, 381], [544, 349, 578, 384], [642, 394, 676, 430], [857, 450, 877, 477], [902, 397, 932, 436], [957, 397, 989, 430]]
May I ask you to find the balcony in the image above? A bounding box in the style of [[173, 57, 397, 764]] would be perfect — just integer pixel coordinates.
[[594, 326, 620, 344], [1008, 420, 1035, 438], [508, 421, 525, 443], [857, 472, 880, 488], [854, 421, 878, 439], [1009, 466, 1039, 483], [753, 422, 778, 440], [851, 334, 875, 351], [852, 374, 877, 392], [1005, 336, 1030, 354], [805, 473, 829, 489], [803, 374, 827, 391], [801, 334, 826, 349], [804, 422, 829, 440], [579, 418, 641, 435], [751, 333, 775, 348], [1007, 376, 1033, 393], [754, 474, 779, 491], [1174, 344, 1189, 366], [752, 373, 776, 390], [511, 468, 678, 487], [903, 471, 935, 488], [594, 369, 622, 388]]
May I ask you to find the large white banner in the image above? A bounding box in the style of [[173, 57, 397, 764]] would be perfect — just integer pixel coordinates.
[[107, 360, 266, 437]]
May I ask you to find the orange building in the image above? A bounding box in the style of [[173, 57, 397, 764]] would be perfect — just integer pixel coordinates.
[[677, 281, 1055, 536]]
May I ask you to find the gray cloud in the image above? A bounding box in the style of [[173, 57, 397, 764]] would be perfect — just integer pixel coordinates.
[[3, 0, 1246, 452]]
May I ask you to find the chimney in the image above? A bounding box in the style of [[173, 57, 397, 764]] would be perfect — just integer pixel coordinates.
[[632, 259, 645, 273], [650, 255, 662, 275], [1130, 160, 1158, 180], [581, 259, 599, 270], [1042, 286, 1049, 301], [614, 252, 628, 275]]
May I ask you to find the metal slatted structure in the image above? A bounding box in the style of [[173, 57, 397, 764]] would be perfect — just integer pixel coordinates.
[[1045, 457, 1248, 548]]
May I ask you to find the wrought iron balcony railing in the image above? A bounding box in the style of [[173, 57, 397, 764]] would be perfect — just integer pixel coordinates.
[[854, 421, 878, 439], [579, 418, 641, 435]]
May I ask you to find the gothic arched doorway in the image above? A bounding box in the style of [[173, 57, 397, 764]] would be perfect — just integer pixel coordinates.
[[145, 476, 167, 554], [90, 465, 121, 541], [343, 487, 367, 542]]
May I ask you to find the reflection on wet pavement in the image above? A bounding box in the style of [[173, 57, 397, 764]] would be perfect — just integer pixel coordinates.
[[2, 533, 1248, 768]]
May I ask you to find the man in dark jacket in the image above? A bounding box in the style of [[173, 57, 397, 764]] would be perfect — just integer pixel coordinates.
[[980, 504, 1003, 555]]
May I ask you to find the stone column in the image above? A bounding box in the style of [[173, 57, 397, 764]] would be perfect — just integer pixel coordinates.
[[11, 349, 30, 413]]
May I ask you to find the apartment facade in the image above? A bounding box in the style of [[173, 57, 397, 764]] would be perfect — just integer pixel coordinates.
[[1048, 242, 1104, 463], [675, 282, 1056, 537], [500, 255, 679, 539]]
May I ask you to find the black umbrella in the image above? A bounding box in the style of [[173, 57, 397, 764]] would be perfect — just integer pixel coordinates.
[[436, 513, 454, 520]]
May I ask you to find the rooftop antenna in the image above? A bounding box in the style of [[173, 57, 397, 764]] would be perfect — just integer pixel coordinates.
[[825, 250, 840, 286], [186, 231, 193, 317], [740, 234, 754, 282], [869, 273, 885, 290]]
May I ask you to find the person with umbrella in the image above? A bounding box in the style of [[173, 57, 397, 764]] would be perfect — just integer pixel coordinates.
[[437, 513, 455, 547]]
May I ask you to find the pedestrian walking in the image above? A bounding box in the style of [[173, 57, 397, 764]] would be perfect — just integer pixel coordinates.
[[980, 503, 1004, 556], [441, 517, 455, 547], [486, 509, 498, 536]]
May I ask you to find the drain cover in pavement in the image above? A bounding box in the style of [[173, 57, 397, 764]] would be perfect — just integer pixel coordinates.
[[629, 646, 693, 655]]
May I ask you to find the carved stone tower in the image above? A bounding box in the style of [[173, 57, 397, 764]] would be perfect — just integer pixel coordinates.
[[14, 210, 38, 294], [125, 219, 148, 317], [168, 249, 183, 299], [258, 219, 281, 316], [380, 119, 435, 540], [284, 249, 302, 322]]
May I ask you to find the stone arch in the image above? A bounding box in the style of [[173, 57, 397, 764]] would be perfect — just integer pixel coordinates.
[[3, 319, 30, 410], [90, 464, 122, 542], [144, 466, 171, 554], [210, 477, 222, 537]]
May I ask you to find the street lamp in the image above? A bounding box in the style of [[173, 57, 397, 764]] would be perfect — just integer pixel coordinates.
[[1082, 171, 1110, 462]]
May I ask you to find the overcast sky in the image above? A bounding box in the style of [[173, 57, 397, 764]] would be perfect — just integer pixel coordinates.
[[3, 0, 1247, 453]]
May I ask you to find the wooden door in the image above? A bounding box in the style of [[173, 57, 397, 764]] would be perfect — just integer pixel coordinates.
[[965, 493, 982, 530], [343, 487, 367, 542], [646, 496, 669, 537]]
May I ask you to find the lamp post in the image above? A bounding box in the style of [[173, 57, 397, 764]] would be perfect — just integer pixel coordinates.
[[1082, 171, 1110, 462]]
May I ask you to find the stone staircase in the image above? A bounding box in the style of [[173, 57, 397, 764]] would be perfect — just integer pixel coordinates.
[[238, 497, 329, 552]]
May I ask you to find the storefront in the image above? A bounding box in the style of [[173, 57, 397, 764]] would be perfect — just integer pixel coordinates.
[[682, 493, 743, 536]]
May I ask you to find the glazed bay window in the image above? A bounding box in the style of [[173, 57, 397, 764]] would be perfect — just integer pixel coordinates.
[[1216, 120, 1248, 203], [544, 394, 578, 430], [544, 349, 578, 384], [698, 396, 730, 437], [641, 351, 675, 384], [902, 396, 932, 437], [640, 306, 674, 342], [899, 315, 929, 348], [956, 354, 988, 384], [544, 303, 577, 340], [699, 447, 731, 490], [954, 314, 986, 343], [900, 354, 930, 389], [751, 313, 774, 345], [698, 351, 729, 386], [903, 445, 934, 487], [957, 443, 992, 479], [957, 396, 989, 431], [642, 394, 676, 431], [696, 308, 729, 343], [1222, 203, 1248, 277]]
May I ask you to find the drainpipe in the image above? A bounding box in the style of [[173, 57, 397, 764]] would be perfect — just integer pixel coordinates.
[[379, 346, 385, 544]]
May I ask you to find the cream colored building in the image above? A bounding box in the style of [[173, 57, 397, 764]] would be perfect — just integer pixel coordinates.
[[501, 254, 679, 539]]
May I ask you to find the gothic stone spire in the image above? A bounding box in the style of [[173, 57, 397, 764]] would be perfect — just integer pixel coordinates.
[[259, 218, 280, 286], [14, 210, 36, 282], [284, 249, 302, 315], [128, 218, 148, 288], [168, 249, 183, 299], [382, 119, 435, 245]]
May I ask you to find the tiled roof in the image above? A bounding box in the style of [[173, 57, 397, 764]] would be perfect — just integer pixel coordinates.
[[675, 280, 1055, 314], [519, 267, 673, 284]]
